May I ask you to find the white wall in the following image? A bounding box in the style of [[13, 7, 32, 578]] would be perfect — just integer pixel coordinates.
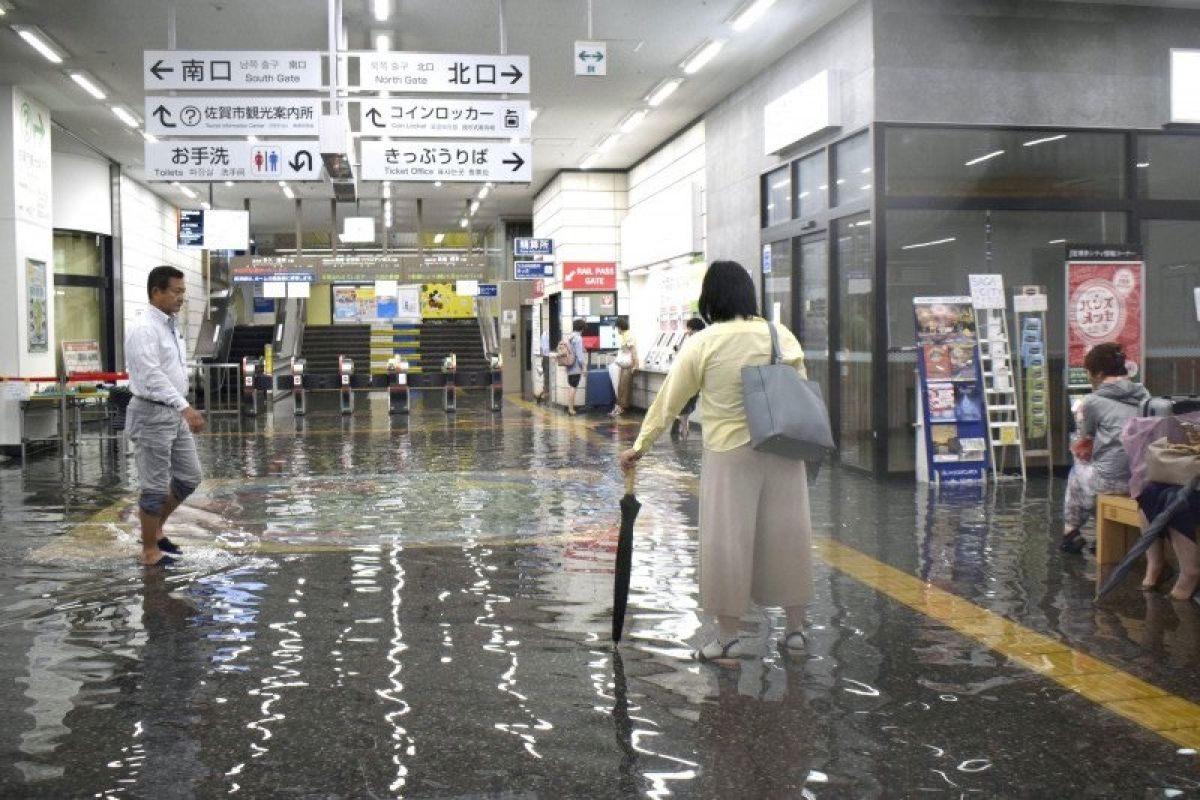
[[52, 151, 111, 235], [119, 175, 204, 360]]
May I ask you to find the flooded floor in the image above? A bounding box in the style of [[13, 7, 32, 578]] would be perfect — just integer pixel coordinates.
[[0, 392, 1197, 798]]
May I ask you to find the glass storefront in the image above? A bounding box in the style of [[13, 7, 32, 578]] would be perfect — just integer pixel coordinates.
[[764, 166, 791, 227], [52, 231, 110, 373]]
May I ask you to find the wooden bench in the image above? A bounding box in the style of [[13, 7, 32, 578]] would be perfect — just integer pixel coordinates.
[[1095, 493, 1141, 567]]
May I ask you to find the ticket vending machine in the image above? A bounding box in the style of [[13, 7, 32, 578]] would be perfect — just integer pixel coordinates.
[[338, 356, 355, 415], [388, 357, 410, 415], [489, 354, 503, 412], [442, 353, 457, 413], [291, 357, 307, 416], [240, 356, 262, 416]]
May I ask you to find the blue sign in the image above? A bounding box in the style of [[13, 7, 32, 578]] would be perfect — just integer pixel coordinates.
[[514, 237, 553, 257], [232, 272, 316, 283], [761, 243, 772, 275], [253, 296, 275, 313], [478, 283, 498, 298], [515, 261, 554, 280]]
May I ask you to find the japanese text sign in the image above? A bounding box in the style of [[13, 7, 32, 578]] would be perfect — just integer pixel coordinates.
[[145, 96, 321, 136], [1066, 260, 1144, 386], [359, 99, 530, 139], [144, 140, 321, 181], [563, 262, 617, 291], [515, 261, 554, 280], [144, 51, 321, 90], [357, 53, 530, 94], [514, 238, 553, 257], [360, 140, 531, 183]]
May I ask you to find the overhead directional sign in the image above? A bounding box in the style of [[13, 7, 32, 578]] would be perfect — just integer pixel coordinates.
[[514, 238, 553, 257], [358, 99, 530, 139], [145, 96, 322, 136], [574, 41, 607, 76], [515, 261, 555, 280], [143, 51, 322, 90], [357, 52, 530, 94], [144, 140, 322, 182], [360, 140, 531, 183]]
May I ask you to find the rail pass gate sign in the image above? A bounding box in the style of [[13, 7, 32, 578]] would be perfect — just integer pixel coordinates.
[[1065, 245, 1144, 390]]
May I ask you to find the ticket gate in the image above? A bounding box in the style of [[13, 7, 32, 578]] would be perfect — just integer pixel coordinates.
[[290, 357, 308, 415], [442, 353, 457, 413], [240, 356, 264, 416], [488, 354, 503, 412], [387, 357, 410, 415], [338, 356, 355, 415]]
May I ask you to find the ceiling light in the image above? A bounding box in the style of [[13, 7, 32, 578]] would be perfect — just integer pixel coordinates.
[[730, 0, 777, 32], [68, 71, 107, 100], [486, 182, 494, 188], [620, 110, 648, 134], [170, 182, 197, 200], [478, 185, 490, 199], [246, 135, 259, 144], [469, 200, 480, 215], [1048, 238, 1066, 244], [201, 201, 212, 210], [646, 78, 682, 107], [12, 25, 65, 64], [382, 181, 391, 199], [597, 133, 621, 152], [529, 108, 540, 122], [964, 149, 1005, 166], [0, 2, 12, 17], [681, 39, 725, 75], [372, 0, 391, 22], [111, 106, 140, 128], [141, 130, 159, 144], [281, 184, 295, 199], [459, 217, 468, 228], [374, 32, 391, 52], [434, 180, 443, 188], [901, 236, 956, 250], [434, 233, 445, 244], [1136, 161, 1151, 168], [278, 180, 287, 187], [224, 181, 234, 187], [861, 167, 872, 174], [579, 152, 600, 170], [1022, 134, 1067, 147]]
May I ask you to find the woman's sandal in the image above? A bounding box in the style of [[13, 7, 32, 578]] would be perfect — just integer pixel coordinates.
[[779, 630, 807, 653], [1059, 530, 1086, 554]]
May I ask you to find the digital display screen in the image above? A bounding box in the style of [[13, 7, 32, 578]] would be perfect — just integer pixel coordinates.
[[178, 210, 204, 248], [178, 209, 250, 251]]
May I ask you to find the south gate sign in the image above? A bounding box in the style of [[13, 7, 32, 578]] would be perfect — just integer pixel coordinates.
[[143, 51, 322, 90]]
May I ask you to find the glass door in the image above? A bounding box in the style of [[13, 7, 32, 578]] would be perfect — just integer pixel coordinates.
[[762, 239, 794, 328], [833, 214, 874, 471], [798, 235, 829, 400]]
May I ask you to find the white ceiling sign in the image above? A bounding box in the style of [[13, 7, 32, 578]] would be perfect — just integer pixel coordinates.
[[144, 140, 322, 181], [355, 52, 530, 94], [143, 51, 322, 90], [1170, 49, 1200, 123], [358, 99, 530, 139], [574, 41, 607, 76], [763, 69, 840, 155], [145, 96, 322, 136], [360, 140, 531, 183]]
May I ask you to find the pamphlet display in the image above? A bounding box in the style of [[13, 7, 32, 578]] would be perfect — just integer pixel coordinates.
[[1013, 286, 1053, 466], [914, 297, 990, 483], [969, 273, 1026, 481]]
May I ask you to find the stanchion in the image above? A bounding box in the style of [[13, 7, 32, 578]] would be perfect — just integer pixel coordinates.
[[388, 357, 410, 415]]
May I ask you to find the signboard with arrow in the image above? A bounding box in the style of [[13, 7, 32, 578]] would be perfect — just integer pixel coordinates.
[[144, 96, 322, 136], [360, 140, 532, 183], [143, 51, 322, 90], [357, 98, 530, 139], [574, 41, 607, 76], [357, 52, 530, 94], [143, 140, 322, 182]]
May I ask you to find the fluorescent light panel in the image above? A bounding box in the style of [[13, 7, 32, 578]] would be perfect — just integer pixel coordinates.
[[597, 133, 621, 153], [459, 217, 468, 228], [579, 152, 600, 170], [372, 0, 391, 22], [12, 25, 64, 64], [730, 0, 777, 32], [478, 185, 490, 199], [281, 184, 295, 199], [374, 31, 391, 52], [433, 233, 445, 244], [646, 78, 682, 107], [682, 39, 724, 75], [619, 109, 647, 134], [964, 149, 1005, 166], [111, 106, 139, 128], [68, 71, 107, 100], [1022, 134, 1067, 147], [902, 236, 956, 250], [141, 130, 159, 143]]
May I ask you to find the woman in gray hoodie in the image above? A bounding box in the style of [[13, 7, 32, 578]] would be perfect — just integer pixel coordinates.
[[1061, 342, 1150, 554]]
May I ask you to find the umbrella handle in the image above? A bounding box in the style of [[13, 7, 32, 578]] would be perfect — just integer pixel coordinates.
[[625, 468, 636, 495]]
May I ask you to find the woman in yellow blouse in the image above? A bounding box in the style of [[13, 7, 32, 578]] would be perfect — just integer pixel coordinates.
[[620, 261, 813, 663]]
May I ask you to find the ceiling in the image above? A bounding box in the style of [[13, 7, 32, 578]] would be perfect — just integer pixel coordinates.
[[0, 0, 859, 239]]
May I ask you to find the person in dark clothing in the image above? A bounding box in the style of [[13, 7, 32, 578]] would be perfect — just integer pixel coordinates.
[[1061, 342, 1149, 554]]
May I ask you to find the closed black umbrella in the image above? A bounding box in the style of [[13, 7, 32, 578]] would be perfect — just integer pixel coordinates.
[[613, 469, 641, 642], [1096, 477, 1200, 600]]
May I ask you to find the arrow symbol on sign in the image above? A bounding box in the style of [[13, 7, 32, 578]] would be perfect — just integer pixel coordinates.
[[365, 107, 384, 128], [152, 105, 175, 127], [149, 59, 174, 81], [288, 150, 313, 172], [502, 152, 525, 172], [501, 64, 524, 84], [578, 51, 604, 62]]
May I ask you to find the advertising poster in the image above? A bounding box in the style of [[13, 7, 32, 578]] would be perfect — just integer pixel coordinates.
[[333, 286, 359, 322], [356, 286, 377, 321], [1065, 250, 1143, 389], [420, 283, 476, 319], [26, 259, 47, 353], [913, 297, 989, 482]]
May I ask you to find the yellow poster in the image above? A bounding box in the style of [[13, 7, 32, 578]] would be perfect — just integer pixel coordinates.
[[357, 286, 376, 321], [421, 283, 476, 319]]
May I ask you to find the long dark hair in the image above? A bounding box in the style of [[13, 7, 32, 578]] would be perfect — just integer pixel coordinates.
[[698, 260, 758, 323]]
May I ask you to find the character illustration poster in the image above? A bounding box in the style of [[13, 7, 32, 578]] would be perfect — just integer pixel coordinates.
[[26, 259, 47, 353], [1066, 261, 1143, 387]]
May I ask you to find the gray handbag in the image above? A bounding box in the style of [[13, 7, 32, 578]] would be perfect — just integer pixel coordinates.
[[741, 322, 836, 471]]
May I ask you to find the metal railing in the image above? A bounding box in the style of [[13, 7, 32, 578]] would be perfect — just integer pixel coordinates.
[[193, 363, 241, 415]]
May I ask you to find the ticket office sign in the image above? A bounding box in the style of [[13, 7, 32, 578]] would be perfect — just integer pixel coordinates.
[[913, 296, 989, 483], [360, 140, 531, 183]]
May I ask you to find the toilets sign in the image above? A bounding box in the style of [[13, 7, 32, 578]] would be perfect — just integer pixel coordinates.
[[144, 140, 321, 181]]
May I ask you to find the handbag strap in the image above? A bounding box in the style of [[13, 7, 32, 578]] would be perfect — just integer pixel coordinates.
[[766, 320, 782, 365]]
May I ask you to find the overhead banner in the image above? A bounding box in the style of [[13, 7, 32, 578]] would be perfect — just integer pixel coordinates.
[[1065, 244, 1144, 390], [914, 297, 989, 483], [358, 98, 530, 139], [144, 140, 321, 182]]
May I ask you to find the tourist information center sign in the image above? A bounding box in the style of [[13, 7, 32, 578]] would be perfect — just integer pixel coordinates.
[[360, 140, 531, 183], [144, 96, 322, 136], [143, 51, 322, 90]]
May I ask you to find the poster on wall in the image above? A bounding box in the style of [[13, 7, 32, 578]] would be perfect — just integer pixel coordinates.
[[333, 286, 360, 322], [25, 259, 47, 353], [913, 296, 989, 483], [421, 283, 476, 319], [1065, 245, 1144, 391]]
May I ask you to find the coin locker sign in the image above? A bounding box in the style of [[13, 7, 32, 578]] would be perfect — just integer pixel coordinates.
[[358, 99, 530, 139], [360, 140, 531, 183], [145, 96, 322, 136], [144, 51, 322, 90], [357, 53, 530, 94], [144, 140, 322, 181]]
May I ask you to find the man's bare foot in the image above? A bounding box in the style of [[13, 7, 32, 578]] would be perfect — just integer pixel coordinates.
[[139, 549, 171, 566]]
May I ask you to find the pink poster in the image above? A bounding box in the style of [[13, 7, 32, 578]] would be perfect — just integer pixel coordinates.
[[1066, 261, 1143, 386]]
